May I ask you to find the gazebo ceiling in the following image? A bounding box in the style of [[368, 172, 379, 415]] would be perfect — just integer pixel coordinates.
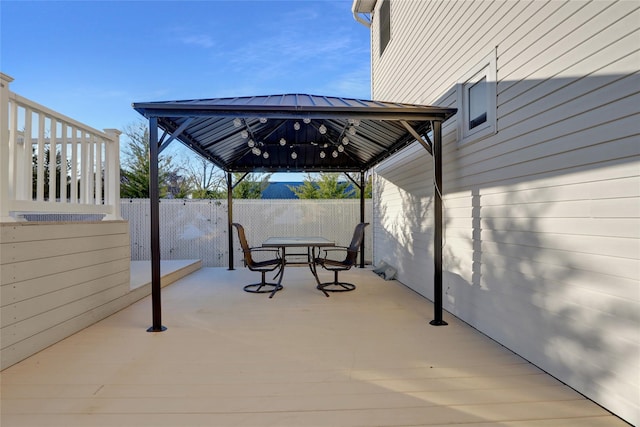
[[132, 94, 456, 173]]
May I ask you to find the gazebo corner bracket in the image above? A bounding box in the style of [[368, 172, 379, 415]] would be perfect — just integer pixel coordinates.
[[400, 120, 432, 155]]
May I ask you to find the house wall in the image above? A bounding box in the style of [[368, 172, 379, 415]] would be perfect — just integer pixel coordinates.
[[368, 0, 639, 424], [0, 221, 134, 370]]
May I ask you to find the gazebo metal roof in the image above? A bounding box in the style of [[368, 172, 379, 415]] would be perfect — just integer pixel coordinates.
[[132, 94, 456, 173], [132, 93, 456, 332]]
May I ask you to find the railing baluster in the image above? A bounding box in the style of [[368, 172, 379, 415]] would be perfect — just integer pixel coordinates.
[[95, 137, 102, 205], [8, 98, 18, 201], [70, 126, 78, 204], [36, 113, 46, 201], [49, 118, 58, 203], [2, 75, 120, 218], [60, 123, 68, 202]]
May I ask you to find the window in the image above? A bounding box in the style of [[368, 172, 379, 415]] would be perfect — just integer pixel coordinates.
[[457, 50, 497, 144], [379, 0, 391, 56]]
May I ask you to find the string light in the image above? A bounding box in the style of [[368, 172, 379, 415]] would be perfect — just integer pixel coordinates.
[[233, 118, 242, 127], [279, 138, 287, 146]]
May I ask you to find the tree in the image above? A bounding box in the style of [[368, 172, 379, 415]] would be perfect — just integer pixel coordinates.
[[119, 121, 183, 198], [232, 172, 271, 199], [186, 157, 226, 199], [288, 174, 320, 199], [32, 146, 70, 200], [348, 173, 373, 199], [289, 172, 358, 199]]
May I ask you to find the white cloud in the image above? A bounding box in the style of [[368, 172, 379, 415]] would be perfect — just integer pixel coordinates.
[[180, 34, 215, 49]]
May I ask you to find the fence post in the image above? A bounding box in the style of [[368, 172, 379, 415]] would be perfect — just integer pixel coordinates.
[[102, 128, 122, 220], [0, 73, 16, 222]]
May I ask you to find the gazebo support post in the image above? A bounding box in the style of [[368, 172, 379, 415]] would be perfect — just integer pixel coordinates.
[[429, 120, 447, 326], [147, 116, 166, 332], [344, 171, 368, 269], [359, 171, 366, 268], [227, 172, 234, 270]]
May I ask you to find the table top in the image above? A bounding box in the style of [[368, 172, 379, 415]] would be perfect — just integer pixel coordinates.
[[262, 236, 335, 248]]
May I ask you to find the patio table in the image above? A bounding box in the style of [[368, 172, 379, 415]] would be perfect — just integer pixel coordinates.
[[262, 236, 335, 295]]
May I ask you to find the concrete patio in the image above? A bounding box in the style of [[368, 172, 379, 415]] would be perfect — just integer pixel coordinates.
[[0, 265, 628, 426]]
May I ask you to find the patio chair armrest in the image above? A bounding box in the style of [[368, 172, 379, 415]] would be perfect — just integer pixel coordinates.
[[248, 247, 282, 258], [318, 246, 348, 258]]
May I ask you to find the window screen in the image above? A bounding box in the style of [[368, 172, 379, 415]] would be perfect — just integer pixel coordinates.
[[468, 77, 487, 129]]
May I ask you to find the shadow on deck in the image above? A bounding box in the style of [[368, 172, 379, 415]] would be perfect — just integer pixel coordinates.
[[0, 266, 627, 426]]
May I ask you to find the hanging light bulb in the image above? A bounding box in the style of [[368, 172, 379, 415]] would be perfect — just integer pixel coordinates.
[[233, 118, 242, 127], [303, 118, 311, 124], [293, 122, 301, 131], [338, 144, 344, 152], [332, 150, 338, 158], [279, 138, 287, 146], [263, 151, 269, 159], [319, 124, 327, 134], [319, 151, 326, 159], [240, 130, 248, 139], [349, 118, 361, 126], [348, 125, 356, 135], [342, 136, 349, 145], [259, 117, 267, 123], [291, 151, 297, 160], [247, 139, 255, 147], [252, 147, 261, 156]]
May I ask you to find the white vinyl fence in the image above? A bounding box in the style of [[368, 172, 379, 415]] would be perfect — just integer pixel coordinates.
[[121, 199, 373, 268]]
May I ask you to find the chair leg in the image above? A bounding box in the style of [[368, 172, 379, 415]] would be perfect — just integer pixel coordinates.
[[243, 271, 283, 297], [316, 270, 356, 296]]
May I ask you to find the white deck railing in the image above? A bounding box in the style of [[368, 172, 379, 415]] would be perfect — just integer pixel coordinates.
[[1, 73, 121, 221]]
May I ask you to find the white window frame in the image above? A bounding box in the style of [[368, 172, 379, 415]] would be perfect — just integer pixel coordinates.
[[457, 50, 497, 144]]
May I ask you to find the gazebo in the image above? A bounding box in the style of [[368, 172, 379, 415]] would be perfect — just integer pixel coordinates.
[[132, 94, 456, 331]]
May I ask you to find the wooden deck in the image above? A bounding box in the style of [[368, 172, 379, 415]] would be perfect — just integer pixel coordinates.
[[0, 266, 628, 426]]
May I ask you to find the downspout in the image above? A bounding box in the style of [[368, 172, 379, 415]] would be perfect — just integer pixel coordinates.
[[353, 11, 371, 28], [351, 0, 372, 27]]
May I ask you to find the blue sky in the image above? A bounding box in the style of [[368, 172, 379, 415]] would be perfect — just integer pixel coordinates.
[[1, 0, 371, 180]]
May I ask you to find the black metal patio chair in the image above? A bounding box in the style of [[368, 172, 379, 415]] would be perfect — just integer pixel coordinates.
[[314, 222, 369, 297], [232, 223, 284, 298]]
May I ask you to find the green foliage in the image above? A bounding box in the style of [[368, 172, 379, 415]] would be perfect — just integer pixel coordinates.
[[119, 121, 184, 198], [288, 174, 320, 199], [316, 173, 355, 199], [232, 173, 271, 199], [289, 172, 372, 199], [350, 173, 373, 199]]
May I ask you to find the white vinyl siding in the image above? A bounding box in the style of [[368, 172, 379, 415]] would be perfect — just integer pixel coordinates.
[[369, 0, 640, 424], [0, 221, 132, 370]]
